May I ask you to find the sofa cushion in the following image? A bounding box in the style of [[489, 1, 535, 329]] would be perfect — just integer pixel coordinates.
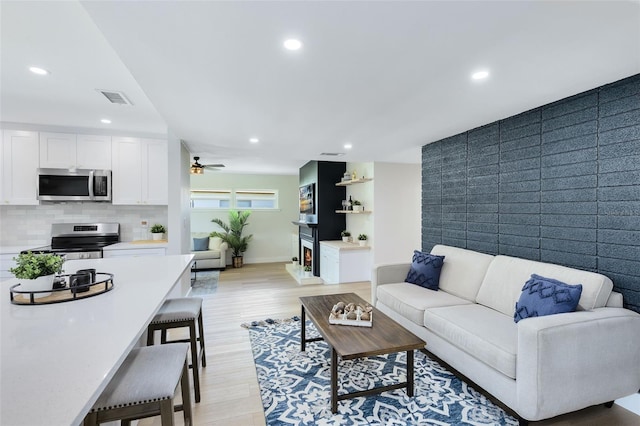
[[476, 255, 613, 317], [192, 250, 221, 260], [431, 245, 495, 302], [377, 282, 471, 326], [405, 251, 445, 290], [514, 274, 583, 323], [193, 237, 209, 251], [424, 304, 518, 379], [209, 236, 224, 250]]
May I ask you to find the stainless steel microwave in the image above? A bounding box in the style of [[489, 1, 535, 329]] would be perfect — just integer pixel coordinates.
[[37, 168, 112, 202]]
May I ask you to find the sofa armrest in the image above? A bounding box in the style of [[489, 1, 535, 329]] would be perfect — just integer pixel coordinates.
[[516, 307, 640, 421], [371, 263, 411, 305]]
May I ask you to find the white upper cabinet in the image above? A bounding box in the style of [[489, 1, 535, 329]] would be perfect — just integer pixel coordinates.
[[112, 137, 167, 205], [77, 135, 112, 169], [2, 130, 39, 205], [40, 132, 111, 169]]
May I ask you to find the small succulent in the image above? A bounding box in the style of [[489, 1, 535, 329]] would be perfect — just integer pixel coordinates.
[[10, 252, 64, 280], [151, 224, 166, 233], [341, 230, 351, 237], [358, 234, 368, 241], [304, 265, 312, 272]]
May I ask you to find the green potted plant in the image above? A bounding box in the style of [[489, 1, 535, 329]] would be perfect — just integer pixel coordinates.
[[292, 256, 298, 266], [210, 210, 253, 268], [303, 265, 312, 277], [10, 252, 64, 299], [352, 200, 363, 212], [150, 224, 166, 240], [358, 234, 368, 246], [341, 230, 351, 242]]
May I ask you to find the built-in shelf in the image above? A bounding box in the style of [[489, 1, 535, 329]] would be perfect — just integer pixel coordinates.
[[335, 177, 373, 186], [335, 210, 372, 214]]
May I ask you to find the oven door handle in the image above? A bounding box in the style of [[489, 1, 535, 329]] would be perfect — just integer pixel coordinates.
[[88, 170, 95, 199]]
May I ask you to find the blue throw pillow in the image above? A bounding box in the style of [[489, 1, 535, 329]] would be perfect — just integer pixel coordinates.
[[193, 237, 209, 251], [514, 274, 583, 323], [405, 250, 445, 290]]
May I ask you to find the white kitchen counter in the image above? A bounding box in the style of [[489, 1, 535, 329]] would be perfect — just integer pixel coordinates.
[[103, 240, 169, 251], [0, 254, 193, 426], [320, 240, 372, 250]]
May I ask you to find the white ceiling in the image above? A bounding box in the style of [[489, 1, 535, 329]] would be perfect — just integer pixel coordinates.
[[2, 1, 639, 175]]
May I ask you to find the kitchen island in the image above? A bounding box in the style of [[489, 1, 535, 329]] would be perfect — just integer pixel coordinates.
[[0, 254, 193, 426]]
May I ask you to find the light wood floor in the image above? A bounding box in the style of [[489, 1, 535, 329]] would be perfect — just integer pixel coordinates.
[[141, 262, 640, 426]]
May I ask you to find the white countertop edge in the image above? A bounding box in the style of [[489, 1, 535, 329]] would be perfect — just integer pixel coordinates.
[[320, 240, 371, 250]]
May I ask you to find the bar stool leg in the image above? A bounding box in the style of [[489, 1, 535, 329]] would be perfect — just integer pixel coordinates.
[[197, 308, 207, 367], [181, 359, 193, 425], [160, 398, 175, 426], [189, 321, 201, 403], [83, 412, 97, 426]]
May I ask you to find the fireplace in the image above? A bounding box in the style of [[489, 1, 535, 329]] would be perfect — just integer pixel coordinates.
[[297, 224, 318, 276]]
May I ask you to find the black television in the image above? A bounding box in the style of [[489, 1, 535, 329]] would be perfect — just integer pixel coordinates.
[[299, 183, 315, 214]]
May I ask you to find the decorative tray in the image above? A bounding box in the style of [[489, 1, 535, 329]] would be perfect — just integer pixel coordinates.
[[328, 301, 373, 327], [9, 273, 114, 305]]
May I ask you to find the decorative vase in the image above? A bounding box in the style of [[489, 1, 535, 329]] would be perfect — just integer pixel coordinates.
[[18, 274, 55, 299], [152, 232, 163, 241], [359, 240, 367, 247]]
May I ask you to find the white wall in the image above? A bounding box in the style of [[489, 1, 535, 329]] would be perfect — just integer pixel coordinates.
[[373, 162, 421, 265], [190, 173, 299, 265], [167, 133, 191, 255]]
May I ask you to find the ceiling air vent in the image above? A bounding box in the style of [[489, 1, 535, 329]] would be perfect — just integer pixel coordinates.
[[320, 152, 345, 156], [97, 90, 133, 105]]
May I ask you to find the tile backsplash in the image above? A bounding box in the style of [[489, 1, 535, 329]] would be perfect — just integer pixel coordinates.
[[0, 204, 168, 247]]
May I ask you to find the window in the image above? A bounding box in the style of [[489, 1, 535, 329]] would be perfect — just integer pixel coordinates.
[[190, 189, 278, 209], [190, 190, 231, 209], [235, 190, 278, 209]]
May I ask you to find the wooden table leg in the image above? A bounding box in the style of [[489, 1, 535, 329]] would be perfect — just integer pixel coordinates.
[[407, 349, 414, 397], [300, 305, 306, 352], [331, 347, 338, 413]]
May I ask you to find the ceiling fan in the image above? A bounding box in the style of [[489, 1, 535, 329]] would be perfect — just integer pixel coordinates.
[[190, 156, 225, 174]]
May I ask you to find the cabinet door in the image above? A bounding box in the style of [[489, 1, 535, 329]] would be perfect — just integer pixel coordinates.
[[111, 137, 142, 204], [39, 132, 77, 169], [77, 135, 112, 169], [141, 139, 168, 205], [2, 130, 39, 205]]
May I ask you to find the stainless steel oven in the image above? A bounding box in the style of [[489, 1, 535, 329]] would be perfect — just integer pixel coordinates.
[[23, 223, 120, 259]]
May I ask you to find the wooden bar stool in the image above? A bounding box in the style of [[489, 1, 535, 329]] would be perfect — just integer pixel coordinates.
[[84, 343, 192, 426], [147, 297, 206, 403]]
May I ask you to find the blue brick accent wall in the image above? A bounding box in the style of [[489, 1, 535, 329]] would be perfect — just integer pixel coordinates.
[[421, 74, 640, 312]]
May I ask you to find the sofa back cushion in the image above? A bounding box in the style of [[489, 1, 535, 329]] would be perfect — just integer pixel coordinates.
[[476, 255, 613, 316], [209, 236, 224, 250], [430, 245, 495, 302]]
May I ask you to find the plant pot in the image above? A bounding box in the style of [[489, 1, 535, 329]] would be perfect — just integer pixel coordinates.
[[304, 271, 312, 278], [358, 240, 367, 247], [232, 256, 244, 268], [353, 205, 363, 212], [151, 232, 164, 241], [342, 237, 350, 242], [18, 274, 55, 299]]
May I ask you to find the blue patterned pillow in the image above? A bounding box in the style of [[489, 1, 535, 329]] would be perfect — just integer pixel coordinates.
[[514, 274, 583, 323], [405, 251, 445, 290], [193, 237, 209, 251]]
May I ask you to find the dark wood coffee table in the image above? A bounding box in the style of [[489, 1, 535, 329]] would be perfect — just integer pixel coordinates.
[[299, 293, 425, 413]]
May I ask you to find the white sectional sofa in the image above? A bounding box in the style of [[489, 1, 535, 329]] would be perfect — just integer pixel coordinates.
[[191, 233, 228, 270], [372, 244, 640, 424]]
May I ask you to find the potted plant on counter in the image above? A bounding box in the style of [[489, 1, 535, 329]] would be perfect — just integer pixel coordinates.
[[358, 234, 368, 247], [211, 210, 253, 268], [341, 230, 351, 242], [10, 252, 64, 299], [303, 265, 312, 277], [150, 224, 166, 240], [352, 200, 363, 212]]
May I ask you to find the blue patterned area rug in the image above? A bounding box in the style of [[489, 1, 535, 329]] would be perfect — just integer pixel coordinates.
[[189, 270, 219, 296], [246, 318, 518, 425]]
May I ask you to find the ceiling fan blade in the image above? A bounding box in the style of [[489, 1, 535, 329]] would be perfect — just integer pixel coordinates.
[[204, 163, 225, 168]]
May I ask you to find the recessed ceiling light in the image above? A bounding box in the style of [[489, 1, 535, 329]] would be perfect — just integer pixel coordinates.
[[101, 119, 111, 124], [472, 70, 489, 80], [29, 66, 49, 75], [344, 143, 352, 150], [283, 39, 303, 51], [249, 138, 259, 143]]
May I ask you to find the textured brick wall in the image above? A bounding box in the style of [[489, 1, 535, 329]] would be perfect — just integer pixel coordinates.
[[422, 74, 640, 312]]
